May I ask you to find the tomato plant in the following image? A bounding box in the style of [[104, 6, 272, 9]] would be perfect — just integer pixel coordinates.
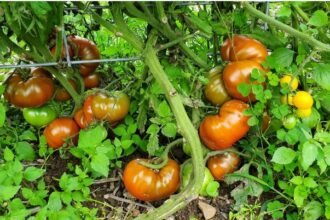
[[207, 151, 240, 180], [292, 91, 314, 109], [199, 99, 250, 150], [220, 35, 268, 63], [4, 69, 55, 108], [282, 114, 298, 130], [91, 92, 130, 124], [68, 35, 100, 76], [23, 104, 58, 127], [43, 117, 80, 149], [223, 60, 265, 102], [123, 159, 180, 201]]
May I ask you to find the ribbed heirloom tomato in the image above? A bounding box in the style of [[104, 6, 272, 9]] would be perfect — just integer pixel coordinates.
[[123, 159, 180, 201], [220, 35, 268, 63], [223, 60, 265, 102], [43, 118, 80, 149], [54, 79, 77, 101], [207, 151, 240, 180], [199, 99, 250, 150], [74, 95, 95, 129], [4, 68, 55, 108], [91, 92, 130, 124], [68, 35, 100, 76]]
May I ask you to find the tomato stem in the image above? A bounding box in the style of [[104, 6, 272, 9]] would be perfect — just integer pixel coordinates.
[[138, 138, 184, 170], [243, 2, 330, 51]]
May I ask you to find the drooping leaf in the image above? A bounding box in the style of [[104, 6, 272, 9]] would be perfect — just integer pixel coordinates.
[[312, 64, 330, 91]]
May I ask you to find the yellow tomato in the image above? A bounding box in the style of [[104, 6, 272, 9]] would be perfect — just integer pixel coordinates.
[[280, 74, 299, 90], [293, 91, 313, 109], [280, 94, 294, 105], [296, 108, 312, 118]]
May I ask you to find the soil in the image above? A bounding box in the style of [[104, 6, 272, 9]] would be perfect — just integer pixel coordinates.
[[42, 152, 272, 220]]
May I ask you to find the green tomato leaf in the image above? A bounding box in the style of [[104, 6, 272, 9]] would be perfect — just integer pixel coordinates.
[[294, 185, 308, 208], [78, 125, 107, 150], [157, 101, 172, 118], [0, 185, 20, 201], [19, 130, 38, 141], [266, 48, 294, 71], [290, 176, 303, 185], [15, 141, 35, 161], [4, 147, 14, 162], [47, 192, 62, 211], [308, 10, 328, 27], [24, 167, 45, 182], [161, 123, 177, 138], [301, 141, 319, 170], [205, 181, 220, 197], [277, 6, 291, 17], [303, 177, 318, 188], [271, 147, 296, 165], [303, 201, 324, 220], [312, 64, 330, 91], [324, 145, 330, 165], [314, 132, 330, 143], [237, 83, 251, 97], [267, 200, 285, 219], [91, 154, 109, 177]]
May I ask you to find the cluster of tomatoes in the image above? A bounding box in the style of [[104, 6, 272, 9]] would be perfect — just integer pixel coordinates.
[[280, 74, 315, 129], [4, 36, 130, 150], [200, 35, 270, 181]]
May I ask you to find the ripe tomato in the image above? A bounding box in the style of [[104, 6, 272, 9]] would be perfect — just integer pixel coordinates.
[[220, 35, 268, 63], [199, 99, 250, 150], [50, 44, 74, 59], [91, 92, 130, 123], [180, 161, 214, 196], [54, 79, 77, 102], [280, 74, 299, 90], [83, 95, 95, 123], [23, 104, 58, 127], [204, 73, 230, 106], [223, 60, 265, 102], [74, 108, 90, 129], [4, 68, 55, 108], [296, 108, 312, 118], [68, 36, 100, 76], [293, 91, 313, 109], [207, 151, 240, 180], [43, 118, 80, 149], [282, 114, 297, 130], [123, 159, 180, 201], [83, 73, 101, 89]]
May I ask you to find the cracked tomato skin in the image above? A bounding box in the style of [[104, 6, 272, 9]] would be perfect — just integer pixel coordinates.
[[68, 36, 100, 76], [199, 99, 250, 150], [223, 60, 265, 102], [123, 159, 180, 202], [43, 118, 80, 149], [91, 92, 130, 123], [207, 151, 240, 180], [221, 35, 268, 63], [4, 68, 55, 108]]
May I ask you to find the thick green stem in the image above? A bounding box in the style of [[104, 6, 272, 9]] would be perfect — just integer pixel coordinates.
[[243, 2, 330, 51], [157, 31, 200, 51], [138, 138, 184, 169], [291, 3, 309, 22], [135, 32, 204, 220]]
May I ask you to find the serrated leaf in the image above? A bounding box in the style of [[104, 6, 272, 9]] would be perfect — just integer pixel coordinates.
[[4, 147, 14, 161], [161, 123, 177, 138], [15, 142, 35, 161], [290, 176, 303, 185], [312, 64, 330, 91], [91, 154, 109, 177], [266, 48, 294, 71], [24, 167, 45, 182], [112, 124, 127, 136], [205, 181, 219, 197], [47, 192, 62, 211], [301, 141, 319, 170], [19, 130, 37, 141], [271, 147, 296, 164], [78, 125, 107, 149], [294, 185, 308, 208], [324, 145, 330, 165], [304, 201, 324, 220], [237, 83, 251, 97], [0, 185, 20, 200], [277, 6, 291, 17], [303, 177, 318, 188], [308, 10, 328, 27], [121, 140, 133, 149], [157, 101, 172, 118]]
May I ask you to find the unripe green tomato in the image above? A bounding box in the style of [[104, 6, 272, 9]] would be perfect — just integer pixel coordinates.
[[180, 161, 214, 196], [23, 104, 58, 127], [183, 143, 210, 157], [282, 114, 298, 130], [301, 108, 320, 129]]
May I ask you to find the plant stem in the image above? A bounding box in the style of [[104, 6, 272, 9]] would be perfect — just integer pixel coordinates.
[[243, 2, 330, 52], [138, 138, 184, 169], [135, 31, 204, 220], [291, 4, 309, 22], [157, 31, 200, 52]]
